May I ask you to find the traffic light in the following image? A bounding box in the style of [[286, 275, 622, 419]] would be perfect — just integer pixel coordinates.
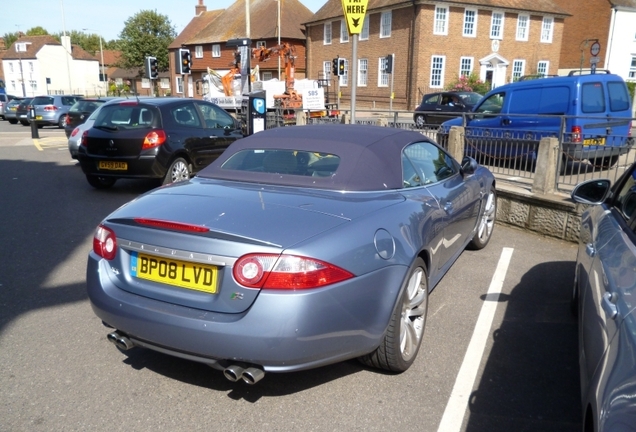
[[384, 54, 393, 74], [176, 48, 191, 74], [332, 58, 339, 76], [337, 58, 346, 76], [145, 56, 158, 79]]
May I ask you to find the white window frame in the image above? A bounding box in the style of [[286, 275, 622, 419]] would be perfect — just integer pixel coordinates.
[[459, 57, 473, 76], [434, 5, 449, 35], [141, 78, 151, 89], [380, 11, 392, 38], [430, 55, 445, 88], [512, 59, 525, 81], [360, 15, 370, 40], [358, 58, 368, 87], [8, 63, 13, 73], [28, 62, 34, 72], [262, 72, 273, 80], [212, 44, 221, 58], [341, 20, 349, 43], [490, 11, 504, 40], [323, 60, 332, 80], [516, 15, 529, 41], [378, 57, 389, 87], [176, 76, 184, 94], [629, 56, 636, 79], [340, 59, 349, 86], [541, 17, 554, 43], [256, 41, 266, 49], [324, 22, 332, 44], [194, 45, 203, 58], [29, 80, 37, 91], [160, 78, 170, 89], [463, 9, 477, 37], [537, 61, 549, 76]]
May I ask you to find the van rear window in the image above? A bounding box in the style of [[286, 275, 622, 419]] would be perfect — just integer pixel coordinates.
[[581, 83, 605, 113], [607, 82, 630, 112]]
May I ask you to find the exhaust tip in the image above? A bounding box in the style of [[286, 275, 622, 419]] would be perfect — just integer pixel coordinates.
[[223, 365, 245, 382], [241, 367, 265, 385], [107, 332, 119, 344], [115, 336, 134, 351]]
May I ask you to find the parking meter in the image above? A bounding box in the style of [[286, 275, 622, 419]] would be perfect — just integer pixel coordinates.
[[29, 105, 39, 139], [243, 90, 266, 136]]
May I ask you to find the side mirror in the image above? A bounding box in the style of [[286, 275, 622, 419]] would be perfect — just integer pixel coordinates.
[[461, 156, 478, 175], [571, 179, 611, 205]]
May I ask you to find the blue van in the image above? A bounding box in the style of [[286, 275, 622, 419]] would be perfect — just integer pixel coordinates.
[[440, 71, 634, 168]]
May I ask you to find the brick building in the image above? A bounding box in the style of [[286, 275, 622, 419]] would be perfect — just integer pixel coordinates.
[[169, 0, 313, 99], [305, 0, 569, 110]]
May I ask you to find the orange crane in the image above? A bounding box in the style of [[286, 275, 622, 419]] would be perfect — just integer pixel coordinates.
[[251, 43, 303, 110]]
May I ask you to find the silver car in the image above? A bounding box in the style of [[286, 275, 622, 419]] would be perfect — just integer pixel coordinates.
[[571, 166, 636, 430], [28, 95, 80, 128], [68, 105, 103, 159], [86, 124, 496, 384]]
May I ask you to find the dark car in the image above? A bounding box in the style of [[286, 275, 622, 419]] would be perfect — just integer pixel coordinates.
[[85, 124, 496, 384], [64, 97, 119, 138], [15, 98, 34, 126], [77, 98, 244, 188], [28, 95, 81, 128], [3, 97, 23, 124], [571, 165, 636, 431], [413, 91, 482, 128]]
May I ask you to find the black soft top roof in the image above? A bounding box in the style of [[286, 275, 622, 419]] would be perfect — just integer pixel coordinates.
[[198, 124, 433, 191]]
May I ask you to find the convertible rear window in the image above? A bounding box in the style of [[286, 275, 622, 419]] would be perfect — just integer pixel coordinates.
[[221, 149, 341, 177]]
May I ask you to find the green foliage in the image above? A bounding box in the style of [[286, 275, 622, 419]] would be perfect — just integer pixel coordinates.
[[118, 10, 176, 74], [626, 81, 635, 101], [445, 73, 490, 95], [2, 32, 19, 48]]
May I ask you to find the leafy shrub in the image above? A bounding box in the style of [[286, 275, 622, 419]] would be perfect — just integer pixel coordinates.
[[445, 73, 490, 95]]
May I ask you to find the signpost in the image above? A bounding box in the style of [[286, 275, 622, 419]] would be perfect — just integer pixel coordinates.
[[341, 0, 368, 123], [589, 41, 601, 74]]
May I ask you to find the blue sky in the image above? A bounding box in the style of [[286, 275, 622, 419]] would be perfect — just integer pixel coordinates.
[[2, 0, 328, 42]]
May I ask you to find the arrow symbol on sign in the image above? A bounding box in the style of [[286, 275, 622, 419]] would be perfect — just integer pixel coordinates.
[[352, 18, 360, 27]]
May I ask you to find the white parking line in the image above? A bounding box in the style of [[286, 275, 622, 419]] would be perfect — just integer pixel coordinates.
[[437, 247, 514, 432]]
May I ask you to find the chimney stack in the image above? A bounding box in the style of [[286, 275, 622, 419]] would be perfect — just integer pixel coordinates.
[[195, 0, 206, 16]]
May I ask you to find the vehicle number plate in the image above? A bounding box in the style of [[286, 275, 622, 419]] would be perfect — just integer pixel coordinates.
[[130, 252, 218, 294], [98, 161, 127, 170], [35, 115, 42, 120], [583, 137, 606, 146]]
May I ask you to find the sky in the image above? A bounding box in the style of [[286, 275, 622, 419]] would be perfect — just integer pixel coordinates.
[[2, 0, 328, 42]]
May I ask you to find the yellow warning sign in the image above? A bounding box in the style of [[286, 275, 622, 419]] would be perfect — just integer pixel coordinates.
[[341, 0, 368, 35]]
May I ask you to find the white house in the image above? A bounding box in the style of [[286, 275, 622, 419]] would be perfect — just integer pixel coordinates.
[[605, 3, 636, 83], [2, 35, 100, 97]]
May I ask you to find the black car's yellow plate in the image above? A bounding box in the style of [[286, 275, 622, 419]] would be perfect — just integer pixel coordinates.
[[98, 161, 127, 170], [583, 137, 606, 146], [130, 252, 218, 293]]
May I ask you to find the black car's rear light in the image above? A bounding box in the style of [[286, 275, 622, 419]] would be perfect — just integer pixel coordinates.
[[133, 218, 210, 233], [143, 130, 167, 149], [81, 130, 89, 147], [93, 224, 117, 260]]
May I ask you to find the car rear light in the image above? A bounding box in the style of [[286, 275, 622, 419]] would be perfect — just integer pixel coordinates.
[[233, 253, 354, 290], [142, 130, 167, 149], [44, 105, 57, 111], [71, 127, 81, 137], [133, 218, 210, 233], [81, 130, 89, 147], [571, 126, 582, 143], [65, 113, 70, 123], [93, 224, 117, 260]]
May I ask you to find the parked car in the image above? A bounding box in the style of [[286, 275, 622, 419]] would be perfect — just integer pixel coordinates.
[[28, 95, 81, 128], [3, 97, 23, 124], [0, 93, 19, 120], [571, 163, 636, 431], [15, 97, 33, 126], [413, 91, 482, 128], [77, 98, 244, 188], [85, 124, 496, 384], [440, 71, 634, 169], [68, 104, 104, 159], [64, 97, 119, 138]]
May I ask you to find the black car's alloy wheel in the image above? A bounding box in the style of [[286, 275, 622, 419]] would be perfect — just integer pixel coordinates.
[[163, 157, 191, 185]]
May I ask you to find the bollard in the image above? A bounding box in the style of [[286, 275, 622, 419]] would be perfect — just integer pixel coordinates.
[[29, 107, 39, 139]]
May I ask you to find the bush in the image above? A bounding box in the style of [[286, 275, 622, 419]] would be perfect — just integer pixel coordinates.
[[445, 73, 490, 95]]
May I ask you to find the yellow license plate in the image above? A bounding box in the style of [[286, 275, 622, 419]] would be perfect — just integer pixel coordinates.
[[130, 252, 218, 293], [98, 161, 127, 170], [35, 115, 42, 120], [583, 137, 606, 146]]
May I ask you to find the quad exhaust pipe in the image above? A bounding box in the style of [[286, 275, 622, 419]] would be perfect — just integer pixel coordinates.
[[107, 331, 134, 351], [223, 365, 265, 385]]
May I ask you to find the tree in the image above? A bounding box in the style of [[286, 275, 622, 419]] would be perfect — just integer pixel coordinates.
[[26, 26, 49, 36], [118, 10, 176, 74], [445, 73, 490, 95]]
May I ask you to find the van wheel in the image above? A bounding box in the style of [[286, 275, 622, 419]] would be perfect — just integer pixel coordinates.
[[591, 155, 618, 170]]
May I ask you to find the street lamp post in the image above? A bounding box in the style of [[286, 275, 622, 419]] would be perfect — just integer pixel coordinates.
[[15, 41, 31, 97], [84, 28, 105, 93]]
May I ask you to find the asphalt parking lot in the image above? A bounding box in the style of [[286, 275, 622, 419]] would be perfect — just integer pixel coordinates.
[[0, 122, 581, 431]]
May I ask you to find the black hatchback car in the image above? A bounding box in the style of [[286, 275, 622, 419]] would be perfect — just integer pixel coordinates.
[[64, 97, 119, 138], [413, 91, 482, 128], [77, 98, 244, 189]]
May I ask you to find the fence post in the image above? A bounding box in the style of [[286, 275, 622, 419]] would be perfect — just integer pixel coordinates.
[[448, 126, 465, 162], [295, 110, 306, 126], [532, 137, 559, 195]]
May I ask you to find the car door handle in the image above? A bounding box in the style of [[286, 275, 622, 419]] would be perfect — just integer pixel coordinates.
[[586, 243, 596, 258], [601, 292, 618, 320], [444, 202, 453, 213]]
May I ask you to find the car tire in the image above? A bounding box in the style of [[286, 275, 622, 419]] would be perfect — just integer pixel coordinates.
[[20, 121, 29, 126], [8, 119, 17, 124], [86, 175, 116, 189], [359, 258, 428, 372], [414, 114, 426, 129], [468, 186, 496, 250], [58, 116, 67, 129], [162, 157, 191, 185]]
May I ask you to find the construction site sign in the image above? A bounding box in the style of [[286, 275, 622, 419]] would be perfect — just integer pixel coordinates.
[[342, 0, 368, 35]]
